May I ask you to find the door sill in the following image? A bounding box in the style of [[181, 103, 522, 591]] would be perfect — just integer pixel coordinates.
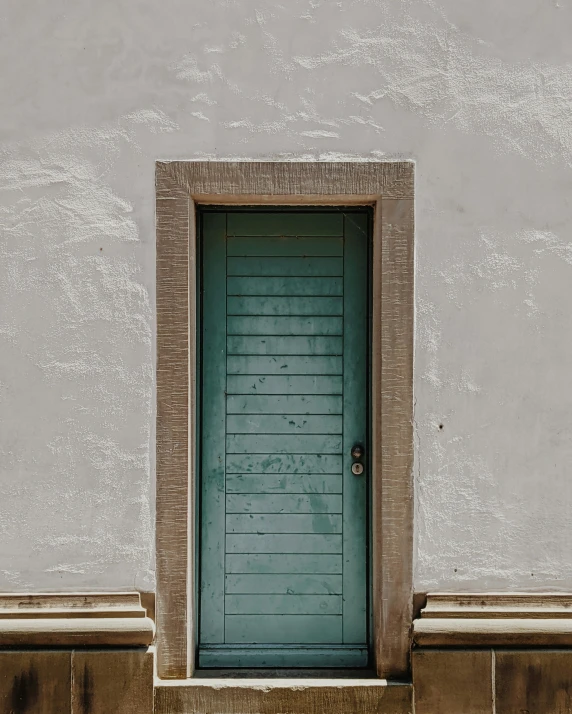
[[154, 677, 413, 714]]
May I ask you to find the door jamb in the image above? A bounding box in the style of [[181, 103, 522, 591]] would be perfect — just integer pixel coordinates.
[[155, 161, 414, 680]]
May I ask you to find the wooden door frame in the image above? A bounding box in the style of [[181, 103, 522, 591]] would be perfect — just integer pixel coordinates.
[[155, 161, 414, 680]]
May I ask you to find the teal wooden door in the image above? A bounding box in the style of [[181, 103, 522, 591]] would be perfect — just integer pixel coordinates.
[[199, 209, 369, 668]]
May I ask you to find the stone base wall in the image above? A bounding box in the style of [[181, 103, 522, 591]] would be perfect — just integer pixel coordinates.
[[1, 648, 154, 714], [412, 593, 572, 714], [0, 593, 155, 714], [413, 649, 572, 714], [5, 647, 572, 714], [2, 592, 572, 713]]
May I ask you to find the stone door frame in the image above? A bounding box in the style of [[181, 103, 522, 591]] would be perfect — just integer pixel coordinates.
[[155, 161, 414, 679]]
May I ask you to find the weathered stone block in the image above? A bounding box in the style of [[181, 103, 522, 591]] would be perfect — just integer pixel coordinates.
[[72, 648, 153, 714], [413, 649, 493, 714], [0, 650, 71, 714], [495, 650, 572, 714]]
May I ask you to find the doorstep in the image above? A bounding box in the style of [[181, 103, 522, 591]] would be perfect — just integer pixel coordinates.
[[154, 677, 412, 714]]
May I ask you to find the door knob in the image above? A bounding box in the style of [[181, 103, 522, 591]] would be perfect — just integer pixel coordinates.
[[351, 444, 364, 459]]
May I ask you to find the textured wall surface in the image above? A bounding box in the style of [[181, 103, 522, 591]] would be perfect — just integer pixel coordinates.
[[1, 0, 572, 591]]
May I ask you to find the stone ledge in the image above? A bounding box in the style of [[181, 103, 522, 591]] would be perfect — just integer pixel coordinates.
[[413, 593, 572, 646], [420, 592, 572, 619], [0, 593, 154, 646], [154, 678, 412, 714]]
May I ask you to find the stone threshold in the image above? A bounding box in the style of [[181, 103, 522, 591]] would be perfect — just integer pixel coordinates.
[[154, 677, 413, 714]]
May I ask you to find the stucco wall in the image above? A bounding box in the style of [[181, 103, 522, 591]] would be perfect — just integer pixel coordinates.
[[1, 0, 571, 592]]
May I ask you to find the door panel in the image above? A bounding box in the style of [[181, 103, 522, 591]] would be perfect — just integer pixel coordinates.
[[225, 493, 343, 514], [227, 336, 343, 356], [226, 433, 343, 454], [226, 533, 342, 554], [226, 414, 343, 434], [199, 209, 369, 668], [225, 453, 343, 474], [225, 594, 342, 615], [227, 375, 343, 395], [226, 553, 342, 574], [227, 276, 344, 296], [226, 513, 343, 533], [227, 235, 343, 256], [226, 394, 343, 415], [225, 615, 343, 644], [227, 295, 343, 316], [225, 574, 343, 595], [227, 256, 344, 277], [226, 355, 343, 375], [225, 474, 343, 495], [226, 212, 344, 236], [227, 315, 343, 336]]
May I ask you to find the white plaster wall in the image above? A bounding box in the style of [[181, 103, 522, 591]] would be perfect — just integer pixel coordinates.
[[1, 0, 572, 592]]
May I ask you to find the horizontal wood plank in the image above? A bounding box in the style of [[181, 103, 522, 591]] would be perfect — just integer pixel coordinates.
[[225, 573, 343, 594], [227, 257, 343, 277], [226, 414, 342, 435], [227, 375, 343, 395], [226, 394, 343, 414], [226, 494, 342, 514], [226, 473, 343, 494], [227, 356, 342, 376], [227, 276, 343, 296], [195, 644, 369, 668], [227, 235, 343, 256], [225, 594, 342, 615], [225, 615, 342, 643], [226, 534, 342, 554], [227, 316, 342, 336], [227, 336, 343, 356], [226, 454, 343, 474], [226, 434, 342, 454], [227, 213, 344, 237], [227, 296, 342, 317], [226, 554, 342, 574], [226, 513, 342, 533]]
